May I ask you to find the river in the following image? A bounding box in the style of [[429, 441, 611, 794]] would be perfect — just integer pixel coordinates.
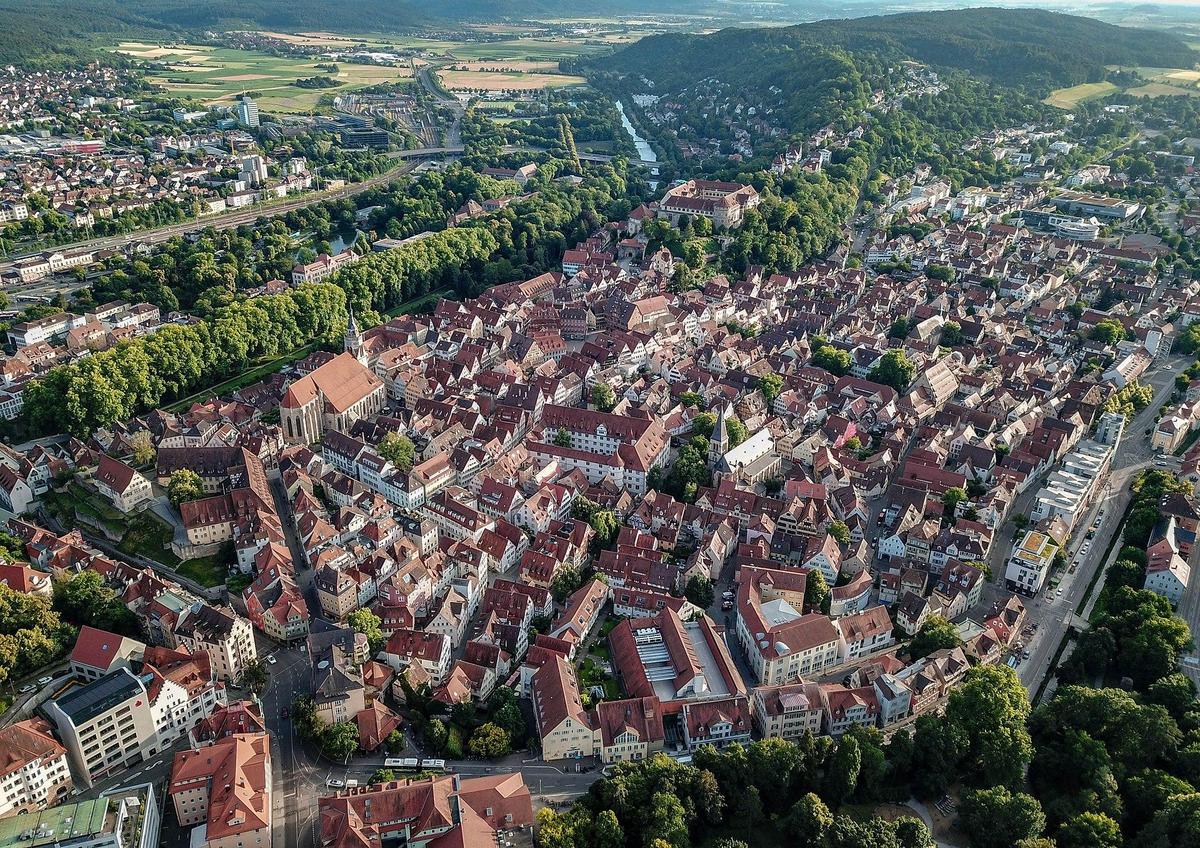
[[615, 100, 659, 189]]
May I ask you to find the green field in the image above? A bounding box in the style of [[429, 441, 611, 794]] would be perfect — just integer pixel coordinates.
[[1043, 81, 1118, 108], [114, 42, 413, 113], [442, 38, 610, 61]]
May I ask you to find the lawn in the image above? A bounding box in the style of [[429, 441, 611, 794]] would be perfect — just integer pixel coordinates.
[[176, 554, 230, 588], [117, 512, 181, 567], [1043, 81, 1118, 109], [114, 42, 413, 113]]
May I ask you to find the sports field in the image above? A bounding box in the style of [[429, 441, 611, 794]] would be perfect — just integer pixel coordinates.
[[114, 42, 412, 112]]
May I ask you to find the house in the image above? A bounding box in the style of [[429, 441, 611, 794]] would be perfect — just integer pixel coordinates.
[[594, 697, 665, 764], [835, 605, 894, 663], [169, 733, 271, 848], [317, 774, 534, 848], [531, 653, 598, 760], [752, 682, 823, 742], [0, 719, 72, 817], [93, 454, 153, 513], [172, 603, 257, 682]]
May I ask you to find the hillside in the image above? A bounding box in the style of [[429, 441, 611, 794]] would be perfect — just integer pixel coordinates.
[[592, 8, 1198, 96]]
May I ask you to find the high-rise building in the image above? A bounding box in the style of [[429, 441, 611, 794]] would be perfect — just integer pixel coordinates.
[[234, 97, 259, 128]]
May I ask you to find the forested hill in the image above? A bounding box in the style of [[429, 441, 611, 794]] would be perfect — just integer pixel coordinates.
[[595, 8, 1197, 92]]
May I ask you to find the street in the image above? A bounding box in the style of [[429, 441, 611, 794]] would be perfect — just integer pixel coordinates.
[[1002, 352, 1189, 697]]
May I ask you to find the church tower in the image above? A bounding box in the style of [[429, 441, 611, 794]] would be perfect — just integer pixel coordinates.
[[709, 403, 731, 465], [345, 312, 365, 364]]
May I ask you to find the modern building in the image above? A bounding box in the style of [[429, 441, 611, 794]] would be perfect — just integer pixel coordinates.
[[234, 97, 259, 129], [1004, 529, 1059, 596], [44, 668, 160, 787], [0, 785, 161, 848]]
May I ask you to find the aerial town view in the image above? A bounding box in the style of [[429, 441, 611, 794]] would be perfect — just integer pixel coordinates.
[[1, 0, 1200, 846]]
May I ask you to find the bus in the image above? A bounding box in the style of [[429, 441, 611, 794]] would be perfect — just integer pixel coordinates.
[[420, 759, 447, 772]]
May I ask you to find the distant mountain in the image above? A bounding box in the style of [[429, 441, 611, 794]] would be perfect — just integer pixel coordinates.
[[595, 8, 1198, 93]]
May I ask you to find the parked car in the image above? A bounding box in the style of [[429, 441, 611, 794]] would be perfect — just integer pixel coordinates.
[[18, 684, 33, 694], [721, 591, 734, 600], [266, 655, 277, 665], [326, 779, 345, 789], [281, 707, 289, 719], [37, 676, 52, 686], [721, 600, 733, 610]]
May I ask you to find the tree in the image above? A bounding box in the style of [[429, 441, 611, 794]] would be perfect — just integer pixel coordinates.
[[645, 791, 689, 848], [424, 718, 448, 752], [805, 569, 831, 614], [385, 729, 405, 755], [51, 570, 141, 637], [167, 469, 204, 507], [1135, 792, 1200, 847], [553, 429, 572, 447], [592, 383, 616, 412], [684, 574, 714, 608], [469, 722, 511, 758], [940, 321, 963, 346], [1089, 319, 1126, 345], [593, 810, 625, 848], [238, 657, 269, 695], [589, 510, 619, 550], [550, 565, 583, 604], [959, 786, 1046, 848], [945, 665, 1032, 788], [1056, 812, 1121, 848], [348, 608, 384, 654], [813, 346, 852, 376], [322, 721, 360, 761], [909, 615, 963, 660], [942, 487, 968, 518], [369, 768, 395, 784], [824, 736, 861, 806], [726, 417, 749, 448], [129, 431, 156, 466], [828, 520, 851, 546], [758, 373, 784, 405], [378, 432, 415, 471], [868, 350, 916, 392], [784, 794, 833, 843]]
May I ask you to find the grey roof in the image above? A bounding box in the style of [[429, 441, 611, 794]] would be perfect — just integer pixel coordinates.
[[53, 667, 143, 725]]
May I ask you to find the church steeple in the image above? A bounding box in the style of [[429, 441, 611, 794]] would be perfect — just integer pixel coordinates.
[[345, 312, 365, 364], [709, 403, 731, 465]]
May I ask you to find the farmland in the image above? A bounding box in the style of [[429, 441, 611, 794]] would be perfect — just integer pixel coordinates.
[[1043, 81, 1118, 108], [438, 69, 586, 92], [113, 42, 413, 112]]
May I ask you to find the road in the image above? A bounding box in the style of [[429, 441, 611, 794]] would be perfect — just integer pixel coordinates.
[[1011, 353, 1189, 698]]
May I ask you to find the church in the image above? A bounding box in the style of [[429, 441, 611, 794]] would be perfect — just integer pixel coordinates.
[[279, 315, 386, 444], [709, 404, 781, 485]]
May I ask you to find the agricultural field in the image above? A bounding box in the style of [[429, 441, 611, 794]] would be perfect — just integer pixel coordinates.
[[1127, 82, 1200, 97], [438, 69, 586, 92], [1043, 81, 1118, 108], [113, 41, 413, 112], [1046, 66, 1200, 108], [441, 38, 611, 61]]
